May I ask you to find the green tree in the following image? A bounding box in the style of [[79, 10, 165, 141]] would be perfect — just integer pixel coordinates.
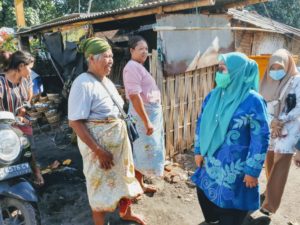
[[0, 0, 142, 28], [56, 0, 142, 15], [0, 0, 55, 27], [247, 0, 300, 28]]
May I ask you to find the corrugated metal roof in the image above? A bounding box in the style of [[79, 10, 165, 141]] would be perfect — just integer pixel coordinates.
[[17, 0, 259, 35], [18, 1, 294, 36], [143, 0, 246, 4], [228, 8, 300, 37], [17, 0, 192, 34]]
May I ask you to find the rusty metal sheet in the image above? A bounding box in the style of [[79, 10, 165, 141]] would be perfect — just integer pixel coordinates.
[[156, 14, 234, 75], [252, 32, 286, 55]]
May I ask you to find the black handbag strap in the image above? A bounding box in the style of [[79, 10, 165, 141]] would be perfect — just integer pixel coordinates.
[[87, 72, 128, 119]]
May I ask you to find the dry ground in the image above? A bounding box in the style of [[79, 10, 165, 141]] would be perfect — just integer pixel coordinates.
[[33, 131, 300, 225]]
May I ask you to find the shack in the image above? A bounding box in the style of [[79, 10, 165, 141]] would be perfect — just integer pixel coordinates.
[[17, 0, 300, 159]]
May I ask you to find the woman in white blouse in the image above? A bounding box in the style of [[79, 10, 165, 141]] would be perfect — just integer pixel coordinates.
[[260, 49, 300, 215]]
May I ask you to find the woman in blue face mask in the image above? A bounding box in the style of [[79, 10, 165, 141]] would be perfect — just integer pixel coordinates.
[[260, 49, 300, 216], [192, 52, 270, 225]]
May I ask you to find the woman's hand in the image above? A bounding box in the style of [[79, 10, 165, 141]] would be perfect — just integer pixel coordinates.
[[95, 147, 114, 170], [69, 120, 114, 170], [294, 151, 300, 167], [145, 121, 154, 136], [195, 155, 204, 167], [271, 119, 284, 138], [17, 107, 26, 117], [243, 175, 258, 188], [129, 94, 154, 136], [16, 116, 31, 125]]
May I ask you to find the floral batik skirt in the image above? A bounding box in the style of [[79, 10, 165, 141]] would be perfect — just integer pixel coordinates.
[[77, 119, 143, 212], [129, 102, 165, 177]]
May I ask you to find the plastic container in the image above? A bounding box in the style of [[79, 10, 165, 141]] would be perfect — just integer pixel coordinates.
[[249, 54, 299, 80]]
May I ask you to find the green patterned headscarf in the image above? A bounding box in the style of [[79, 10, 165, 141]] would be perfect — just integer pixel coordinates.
[[79, 37, 111, 58], [198, 52, 259, 157]]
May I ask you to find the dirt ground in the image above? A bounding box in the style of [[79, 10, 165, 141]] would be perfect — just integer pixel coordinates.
[[33, 129, 300, 225]]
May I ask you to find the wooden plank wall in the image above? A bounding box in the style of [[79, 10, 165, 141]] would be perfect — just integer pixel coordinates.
[[234, 30, 254, 55], [152, 50, 216, 159]]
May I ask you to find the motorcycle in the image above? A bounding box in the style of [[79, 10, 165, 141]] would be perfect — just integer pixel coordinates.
[[0, 110, 40, 225]]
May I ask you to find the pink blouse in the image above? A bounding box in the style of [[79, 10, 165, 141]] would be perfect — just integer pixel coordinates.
[[123, 60, 161, 104]]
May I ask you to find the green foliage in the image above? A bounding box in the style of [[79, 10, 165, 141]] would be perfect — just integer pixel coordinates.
[[88, 0, 142, 12], [247, 0, 300, 28], [0, 1, 16, 27], [0, 0, 143, 28], [0, 31, 18, 52], [62, 27, 88, 43], [1, 0, 298, 30], [29, 38, 47, 56], [25, 7, 40, 26]]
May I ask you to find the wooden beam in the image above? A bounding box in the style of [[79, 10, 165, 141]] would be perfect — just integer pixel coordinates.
[[85, 0, 215, 24], [20, 0, 271, 35], [14, 0, 26, 27], [25, 0, 216, 34], [162, 0, 215, 12], [224, 0, 269, 9], [153, 26, 280, 33], [39, 8, 160, 33]]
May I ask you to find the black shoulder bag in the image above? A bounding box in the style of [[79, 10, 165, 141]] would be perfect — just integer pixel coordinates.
[[90, 73, 139, 143]]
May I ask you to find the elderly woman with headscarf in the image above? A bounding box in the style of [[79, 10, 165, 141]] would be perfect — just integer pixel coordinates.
[[260, 49, 300, 215], [191, 52, 270, 225], [68, 37, 145, 225]]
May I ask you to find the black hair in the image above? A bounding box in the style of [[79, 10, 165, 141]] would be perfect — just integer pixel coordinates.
[[0, 50, 34, 72], [128, 35, 147, 49]]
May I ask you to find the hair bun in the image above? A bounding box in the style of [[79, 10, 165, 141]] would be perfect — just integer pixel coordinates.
[[0, 50, 12, 71]]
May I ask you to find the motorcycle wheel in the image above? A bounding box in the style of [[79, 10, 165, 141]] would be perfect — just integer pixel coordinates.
[[0, 198, 40, 225]]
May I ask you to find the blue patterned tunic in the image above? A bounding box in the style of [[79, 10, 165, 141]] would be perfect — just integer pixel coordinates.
[[192, 90, 270, 211]]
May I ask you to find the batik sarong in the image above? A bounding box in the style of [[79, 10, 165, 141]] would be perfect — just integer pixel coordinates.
[[77, 119, 143, 211], [129, 102, 165, 177]]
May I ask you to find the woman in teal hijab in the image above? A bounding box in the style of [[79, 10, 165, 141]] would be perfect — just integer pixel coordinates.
[[192, 52, 270, 225]]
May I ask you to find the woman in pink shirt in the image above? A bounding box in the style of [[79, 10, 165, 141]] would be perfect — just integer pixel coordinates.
[[123, 36, 165, 192]]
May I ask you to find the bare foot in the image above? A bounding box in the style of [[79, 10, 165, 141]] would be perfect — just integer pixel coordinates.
[[143, 184, 157, 193], [34, 169, 44, 187], [119, 198, 131, 217], [120, 207, 146, 225]]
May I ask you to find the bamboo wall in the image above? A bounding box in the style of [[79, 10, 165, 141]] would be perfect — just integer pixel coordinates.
[[151, 50, 216, 159]]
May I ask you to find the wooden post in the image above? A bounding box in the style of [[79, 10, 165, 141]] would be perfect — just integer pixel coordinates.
[[14, 0, 26, 27]]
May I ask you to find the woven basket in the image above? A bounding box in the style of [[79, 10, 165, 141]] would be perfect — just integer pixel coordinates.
[[47, 114, 60, 124], [47, 93, 60, 101], [44, 109, 57, 118], [34, 102, 49, 113], [39, 96, 48, 103], [45, 100, 54, 105], [27, 111, 43, 118], [36, 106, 48, 113]]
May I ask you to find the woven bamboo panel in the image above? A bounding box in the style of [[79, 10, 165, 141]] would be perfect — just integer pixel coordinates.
[[151, 50, 216, 159]]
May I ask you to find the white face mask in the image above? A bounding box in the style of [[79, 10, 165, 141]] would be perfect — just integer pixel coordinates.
[[269, 69, 286, 81]]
